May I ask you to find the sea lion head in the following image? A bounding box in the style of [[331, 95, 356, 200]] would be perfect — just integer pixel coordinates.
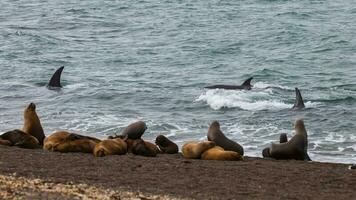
[[202, 141, 216, 149], [25, 102, 36, 113], [210, 121, 220, 129], [294, 119, 306, 134], [155, 135, 170, 146], [262, 147, 271, 157]]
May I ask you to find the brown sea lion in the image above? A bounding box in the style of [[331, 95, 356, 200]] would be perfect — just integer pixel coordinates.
[[93, 138, 127, 157], [201, 146, 243, 161], [264, 119, 311, 161], [155, 135, 178, 154], [128, 139, 158, 157], [0, 129, 40, 149], [120, 121, 147, 140], [207, 121, 244, 156], [0, 139, 12, 146], [262, 133, 289, 158], [22, 103, 45, 145], [44, 131, 101, 153], [182, 141, 215, 159]]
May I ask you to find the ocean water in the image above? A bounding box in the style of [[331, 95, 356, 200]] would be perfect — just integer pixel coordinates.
[[0, 0, 355, 163]]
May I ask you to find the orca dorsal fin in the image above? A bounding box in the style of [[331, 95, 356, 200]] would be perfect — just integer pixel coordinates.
[[293, 87, 305, 110], [241, 77, 253, 87], [48, 66, 64, 88]]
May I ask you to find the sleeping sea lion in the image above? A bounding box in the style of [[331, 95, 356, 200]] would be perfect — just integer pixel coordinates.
[[265, 119, 311, 161], [128, 139, 159, 157], [182, 141, 215, 159], [93, 138, 127, 157], [44, 131, 101, 153], [0, 129, 40, 149], [22, 103, 45, 145], [207, 121, 244, 156], [155, 135, 178, 154], [201, 146, 243, 161]]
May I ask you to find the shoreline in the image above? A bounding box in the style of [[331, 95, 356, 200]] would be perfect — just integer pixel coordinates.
[[0, 145, 355, 199]]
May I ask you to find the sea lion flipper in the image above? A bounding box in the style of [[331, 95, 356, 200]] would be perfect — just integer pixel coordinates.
[[304, 152, 312, 161], [292, 88, 305, 110], [47, 66, 64, 88]]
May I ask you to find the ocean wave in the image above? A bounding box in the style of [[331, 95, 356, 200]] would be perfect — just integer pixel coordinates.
[[196, 89, 292, 110], [253, 81, 292, 90]]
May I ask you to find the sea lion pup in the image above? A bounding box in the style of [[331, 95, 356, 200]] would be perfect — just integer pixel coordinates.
[[182, 141, 216, 159], [201, 146, 243, 161], [93, 138, 127, 157], [44, 131, 101, 153], [267, 119, 311, 161], [127, 139, 159, 157], [0, 129, 40, 149], [119, 121, 147, 140], [155, 135, 178, 154], [207, 121, 244, 156], [22, 103, 45, 146]]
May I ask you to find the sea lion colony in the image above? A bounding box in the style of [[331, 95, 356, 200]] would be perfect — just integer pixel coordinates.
[[0, 67, 319, 162], [0, 102, 313, 162]]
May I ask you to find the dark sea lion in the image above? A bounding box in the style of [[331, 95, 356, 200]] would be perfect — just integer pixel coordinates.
[[22, 103, 45, 145], [292, 87, 305, 110], [182, 141, 216, 159], [207, 121, 244, 156], [43, 131, 101, 153], [128, 139, 158, 157], [265, 119, 311, 161], [93, 138, 127, 157], [205, 77, 253, 90], [279, 133, 288, 143], [201, 146, 243, 161], [0, 129, 40, 149], [47, 66, 64, 89], [121, 121, 147, 140], [349, 164, 356, 170], [155, 135, 178, 154]]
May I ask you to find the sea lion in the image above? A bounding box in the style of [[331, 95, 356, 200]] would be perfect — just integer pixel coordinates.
[[127, 139, 159, 157], [0, 129, 40, 149], [93, 138, 127, 157], [292, 88, 305, 110], [155, 135, 178, 154], [22, 103, 45, 145], [262, 133, 288, 158], [207, 121, 244, 156], [279, 133, 288, 143], [44, 131, 101, 153], [47, 66, 64, 89], [264, 119, 311, 161], [182, 141, 216, 159], [205, 77, 253, 90], [201, 146, 243, 161], [349, 164, 356, 170], [120, 121, 147, 140]]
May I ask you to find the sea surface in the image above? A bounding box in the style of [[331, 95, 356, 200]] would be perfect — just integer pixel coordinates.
[[0, 0, 355, 163]]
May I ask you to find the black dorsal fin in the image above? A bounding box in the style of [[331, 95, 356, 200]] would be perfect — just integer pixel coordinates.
[[242, 77, 253, 86], [47, 66, 64, 88], [293, 87, 305, 110]]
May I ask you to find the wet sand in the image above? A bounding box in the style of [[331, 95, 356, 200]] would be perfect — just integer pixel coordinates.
[[0, 145, 355, 199]]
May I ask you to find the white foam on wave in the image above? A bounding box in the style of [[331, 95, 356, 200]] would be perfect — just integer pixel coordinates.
[[254, 81, 292, 90], [196, 89, 292, 111]]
